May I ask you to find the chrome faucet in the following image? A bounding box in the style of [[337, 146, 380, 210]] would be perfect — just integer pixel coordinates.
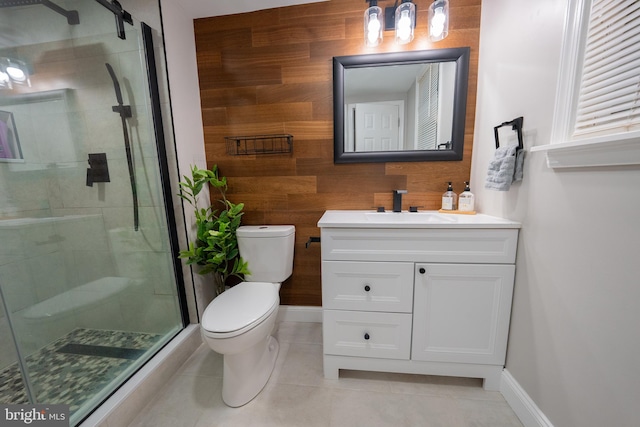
[[393, 190, 407, 212]]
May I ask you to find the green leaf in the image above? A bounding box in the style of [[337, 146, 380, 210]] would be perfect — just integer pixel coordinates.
[[177, 163, 249, 287]]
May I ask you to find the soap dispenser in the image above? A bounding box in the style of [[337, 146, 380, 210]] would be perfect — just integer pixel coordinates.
[[459, 181, 475, 212], [441, 182, 457, 210]]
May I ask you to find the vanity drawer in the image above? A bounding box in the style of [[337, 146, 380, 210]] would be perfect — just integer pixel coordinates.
[[321, 228, 518, 264], [322, 261, 413, 312], [323, 310, 411, 360]]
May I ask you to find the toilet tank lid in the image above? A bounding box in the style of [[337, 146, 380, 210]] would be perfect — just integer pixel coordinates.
[[237, 225, 294, 237]]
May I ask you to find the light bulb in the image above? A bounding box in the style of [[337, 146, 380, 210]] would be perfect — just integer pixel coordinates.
[[431, 9, 445, 38], [397, 11, 411, 41], [364, 6, 383, 46], [368, 13, 381, 33], [428, 0, 449, 41], [367, 29, 380, 44], [395, 2, 415, 44], [433, 8, 446, 26]]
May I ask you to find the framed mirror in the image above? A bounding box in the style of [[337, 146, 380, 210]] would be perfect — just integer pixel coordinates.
[[333, 47, 470, 163]]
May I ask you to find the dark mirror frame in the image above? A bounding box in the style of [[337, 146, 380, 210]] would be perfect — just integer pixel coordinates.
[[333, 47, 470, 164]]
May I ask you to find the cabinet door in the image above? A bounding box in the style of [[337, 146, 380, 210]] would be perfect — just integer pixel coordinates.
[[322, 261, 414, 312], [412, 263, 515, 365]]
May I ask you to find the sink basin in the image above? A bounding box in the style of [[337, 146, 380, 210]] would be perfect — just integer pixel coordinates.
[[364, 212, 457, 224]]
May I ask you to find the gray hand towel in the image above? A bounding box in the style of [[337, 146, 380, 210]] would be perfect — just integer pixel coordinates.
[[485, 145, 520, 191], [513, 149, 525, 182]]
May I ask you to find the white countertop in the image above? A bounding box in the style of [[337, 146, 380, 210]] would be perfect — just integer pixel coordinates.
[[317, 210, 521, 229]]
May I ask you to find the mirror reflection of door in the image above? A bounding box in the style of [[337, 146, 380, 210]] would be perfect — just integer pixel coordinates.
[[346, 101, 404, 152]]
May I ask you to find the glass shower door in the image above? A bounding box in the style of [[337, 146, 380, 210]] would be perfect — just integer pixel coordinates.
[[0, 1, 185, 424]]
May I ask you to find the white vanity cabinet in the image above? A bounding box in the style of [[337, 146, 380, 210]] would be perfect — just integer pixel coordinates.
[[318, 210, 520, 391]]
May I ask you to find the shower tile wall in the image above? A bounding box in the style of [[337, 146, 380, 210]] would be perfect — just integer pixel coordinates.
[[0, 0, 179, 371]]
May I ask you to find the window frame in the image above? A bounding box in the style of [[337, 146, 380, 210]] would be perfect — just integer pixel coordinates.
[[531, 0, 640, 168]]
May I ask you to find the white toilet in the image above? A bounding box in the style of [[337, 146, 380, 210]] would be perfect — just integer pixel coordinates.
[[200, 225, 295, 407]]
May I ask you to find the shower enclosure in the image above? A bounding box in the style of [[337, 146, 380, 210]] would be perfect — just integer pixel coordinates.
[[0, 1, 186, 425]]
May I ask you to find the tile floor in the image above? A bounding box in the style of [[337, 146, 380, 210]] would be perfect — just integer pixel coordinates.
[[128, 322, 523, 427], [0, 328, 160, 412]]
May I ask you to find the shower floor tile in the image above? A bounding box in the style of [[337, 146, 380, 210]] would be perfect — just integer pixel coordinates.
[[0, 328, 160, 413]]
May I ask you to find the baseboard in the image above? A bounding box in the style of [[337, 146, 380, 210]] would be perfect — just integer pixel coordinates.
[[501, 369, 555, 427], [277, 305, 322, 323]]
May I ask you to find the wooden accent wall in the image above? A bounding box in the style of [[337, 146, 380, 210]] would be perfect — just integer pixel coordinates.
[[194, 0, 481, 306]]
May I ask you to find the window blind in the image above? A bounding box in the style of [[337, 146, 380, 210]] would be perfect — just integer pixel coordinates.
[[416, 64, 439, 149], [573, 0, 640, 138]]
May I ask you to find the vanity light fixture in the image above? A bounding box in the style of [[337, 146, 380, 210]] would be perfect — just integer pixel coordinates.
[[428, 0, 449, 42], [394, 0, 416, 44], [381, 0, 416, 45], [364, 0, 384, 47], [366, 0, 449, 46]]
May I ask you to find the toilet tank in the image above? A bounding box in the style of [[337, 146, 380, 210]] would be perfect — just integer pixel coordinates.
[[236, 225, 295, 283]]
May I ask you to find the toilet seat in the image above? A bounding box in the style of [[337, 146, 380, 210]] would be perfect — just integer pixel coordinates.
[[201, 282, 279, 339]]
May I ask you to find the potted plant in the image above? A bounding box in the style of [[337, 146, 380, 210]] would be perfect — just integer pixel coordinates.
[[178, 164, 250, 296]]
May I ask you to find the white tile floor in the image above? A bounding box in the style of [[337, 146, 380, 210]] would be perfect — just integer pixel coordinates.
[[128, 322, 523, 427]]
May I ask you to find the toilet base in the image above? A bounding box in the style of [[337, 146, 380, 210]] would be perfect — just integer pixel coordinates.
[[222, 334, 279, 407]]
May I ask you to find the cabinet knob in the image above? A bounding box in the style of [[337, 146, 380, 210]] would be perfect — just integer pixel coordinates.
[[364, 333, 370, 340], [364, 284, 371, 292], [419, 267, 426, 274]]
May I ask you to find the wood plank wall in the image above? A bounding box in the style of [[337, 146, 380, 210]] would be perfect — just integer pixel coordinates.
[[194, 0, 481, 306]]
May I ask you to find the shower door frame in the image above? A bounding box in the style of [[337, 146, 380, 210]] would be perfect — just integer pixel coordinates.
[[141, 21, 189, 329], [92, 0, 190, 329]]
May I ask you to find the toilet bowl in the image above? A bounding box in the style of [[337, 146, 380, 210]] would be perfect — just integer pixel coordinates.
[[200, 225, 295, 407], [201, 281, 280, 407]]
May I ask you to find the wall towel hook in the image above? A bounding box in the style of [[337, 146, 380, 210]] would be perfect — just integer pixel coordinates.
[[494, 116, 524, 151]]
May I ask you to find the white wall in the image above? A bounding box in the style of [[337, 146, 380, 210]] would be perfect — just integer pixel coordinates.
[[155, 0, 210, 323], [471, 1, 640, 427]]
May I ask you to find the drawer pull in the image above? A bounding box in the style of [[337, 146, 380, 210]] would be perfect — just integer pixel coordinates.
[[364, 333, 370, 340], [419, 267, 426, 274], [364, 284, 371, 292]]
